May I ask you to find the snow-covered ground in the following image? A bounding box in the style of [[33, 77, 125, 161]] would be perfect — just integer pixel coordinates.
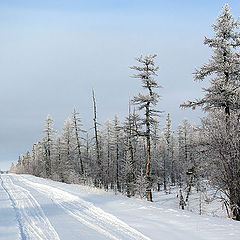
[[152, 184, 228, 218], [0, 174, 239, 240]]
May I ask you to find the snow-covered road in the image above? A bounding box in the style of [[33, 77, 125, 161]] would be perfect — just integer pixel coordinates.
[[0, 175, 60, 240], [0, 174, 240, 240]]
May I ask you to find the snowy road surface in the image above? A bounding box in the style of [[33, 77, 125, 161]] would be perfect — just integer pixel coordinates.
[[0, 174, 240, 240]]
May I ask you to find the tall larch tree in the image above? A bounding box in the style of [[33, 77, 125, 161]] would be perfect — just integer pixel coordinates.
[[131, 54, 162, 202]]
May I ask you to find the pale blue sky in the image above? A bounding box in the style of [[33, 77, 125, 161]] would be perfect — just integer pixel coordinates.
[[0, 0, 240, 170]]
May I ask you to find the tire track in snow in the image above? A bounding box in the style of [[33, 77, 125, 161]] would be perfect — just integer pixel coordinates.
[[1, 175, 60, 240], [0, 175, 26, 240], [19, 176, 151, 240]]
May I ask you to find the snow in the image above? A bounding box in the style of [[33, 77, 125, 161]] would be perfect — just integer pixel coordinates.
[[1, 175, 60, 240], [152, 185, 228, 218], [0, 176, 19, 240], [1, 174, 240, 240]]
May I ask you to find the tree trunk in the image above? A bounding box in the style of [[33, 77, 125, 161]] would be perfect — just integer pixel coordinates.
[[92, 89, 101, 187], [73, 116, 84, 175], [163, 155, 167, 192], [230, 189, 240, 221], [146, 102, 152, 202]]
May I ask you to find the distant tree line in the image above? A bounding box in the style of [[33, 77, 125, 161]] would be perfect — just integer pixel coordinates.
[[12, 4, 240, 221]]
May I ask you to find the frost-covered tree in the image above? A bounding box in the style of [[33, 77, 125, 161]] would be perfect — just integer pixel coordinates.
[[176, 119, 191, 187], [113, 115, 122, 192], [31, 143, 38, 176], [150, 120, 162, 191], [72, 106, 85, 175], [16, 155, 24, 174], [9, 162, 16, 173], [131, 54, 162, 201], [33, 142, 45, 177], [202, 111, 240, 220], [61, 118, 76, 183], [181, 4, 240, 115], [180, 4, 240, 220], [134, 169, 148, 199], [122, 105, 140, 196], [158, 133, 168, 191], [163, 113, 174, 189], [42, 114, 56, 177], [122, 151, 135, 197], [51, 136, 64, 182], [24, 150, 32, 174], [101, 120, 114, 189]]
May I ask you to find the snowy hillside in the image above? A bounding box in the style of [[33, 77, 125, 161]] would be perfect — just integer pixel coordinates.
[[0, 174, 239, 240]]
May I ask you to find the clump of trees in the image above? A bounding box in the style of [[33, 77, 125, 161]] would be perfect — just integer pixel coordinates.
[[15, 4, 240, 221], [181, 4, 240, 220]]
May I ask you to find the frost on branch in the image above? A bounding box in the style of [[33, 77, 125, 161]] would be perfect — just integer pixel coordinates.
[[181, 4, 240, 115]]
